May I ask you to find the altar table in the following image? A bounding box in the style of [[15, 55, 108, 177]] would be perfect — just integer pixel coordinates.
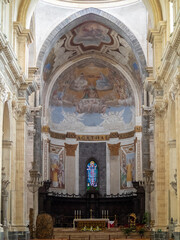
[[73, 218, 110, 230]]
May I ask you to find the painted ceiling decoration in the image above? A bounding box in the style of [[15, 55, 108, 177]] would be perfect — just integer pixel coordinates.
[[42, 20, 143, 135], [49, 58, 135, 134], [43, 21, 141, 86]]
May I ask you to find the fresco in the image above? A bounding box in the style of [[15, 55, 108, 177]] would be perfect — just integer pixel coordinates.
[[120, 144, 135, 189], [42, 21, 142, 90], [50, 144, 65, 188], [73, 22, 111, 47], [49, 59, 135, 133]]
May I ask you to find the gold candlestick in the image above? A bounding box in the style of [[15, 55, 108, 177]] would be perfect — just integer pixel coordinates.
[[90, 209, 93, 219]]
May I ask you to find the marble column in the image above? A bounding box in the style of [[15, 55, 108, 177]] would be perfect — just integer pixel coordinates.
[[108, 143, 120, 194], [65, 143, 78, 194]]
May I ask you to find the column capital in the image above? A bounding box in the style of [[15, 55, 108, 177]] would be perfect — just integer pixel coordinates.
[[108, 143, 120, 156], [153, 96, 168, 117], [65, 143, 78, 156]]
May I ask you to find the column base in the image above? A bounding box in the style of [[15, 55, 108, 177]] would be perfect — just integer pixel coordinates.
[[0, 224, 4, 239], [151, 231, 168, 240]]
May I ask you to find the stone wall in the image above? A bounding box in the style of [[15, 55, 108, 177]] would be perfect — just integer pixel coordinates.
[[79, 142, 106, 196]]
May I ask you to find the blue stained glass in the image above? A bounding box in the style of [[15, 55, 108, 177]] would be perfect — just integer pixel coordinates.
[[87, 161, 98, 190]]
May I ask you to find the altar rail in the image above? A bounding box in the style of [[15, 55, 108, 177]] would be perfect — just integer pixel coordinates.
[[47, 191, 137, 198]]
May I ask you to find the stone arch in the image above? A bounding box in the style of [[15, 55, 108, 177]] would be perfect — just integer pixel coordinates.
[[37, 8, 147, 80]]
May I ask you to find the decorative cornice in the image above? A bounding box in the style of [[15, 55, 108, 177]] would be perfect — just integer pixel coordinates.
[[13, 22, 33, 45], [108, 143, 120, 156], [0, 31, 25, 89], [64, 143, 78, 156], [147, 21, 167, 44], [47, 129, 137, 141]]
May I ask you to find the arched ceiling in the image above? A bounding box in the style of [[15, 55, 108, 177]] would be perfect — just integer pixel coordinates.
[[43, 20, 142, 87], [37, 10, 147, 81], [17, 0, 163, 28]]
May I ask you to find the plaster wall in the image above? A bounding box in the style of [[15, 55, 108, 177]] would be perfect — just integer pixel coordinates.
[[35, 0, 148, 59]]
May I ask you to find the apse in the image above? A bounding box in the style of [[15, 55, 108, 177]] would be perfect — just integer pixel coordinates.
[[40, 15, 144, 195]]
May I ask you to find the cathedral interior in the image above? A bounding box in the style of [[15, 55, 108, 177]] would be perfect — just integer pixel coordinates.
[[0, 0, 180, 239]]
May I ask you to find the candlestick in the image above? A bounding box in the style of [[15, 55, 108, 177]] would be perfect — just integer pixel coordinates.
[[90, 209, 92, 219]]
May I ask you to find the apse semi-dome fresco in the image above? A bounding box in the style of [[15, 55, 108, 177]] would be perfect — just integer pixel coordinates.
[[49, 59, 135, 133]]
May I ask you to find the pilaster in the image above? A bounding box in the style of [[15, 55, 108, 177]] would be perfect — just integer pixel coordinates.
[[65, 143, 78, 194], [14, 101, 28, 231], [175, 86, 180, 232], [153, 93, 169, 230], [108, 143, 120, 194], [13, 22, 33, 76], [148, 21, 167, 78], [0, 90, 5, 233]]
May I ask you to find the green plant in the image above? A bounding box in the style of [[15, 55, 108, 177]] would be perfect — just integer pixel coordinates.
[[138, 227, 145, 238], [123, 227, 132, 238], [142, 212, 151, 225]]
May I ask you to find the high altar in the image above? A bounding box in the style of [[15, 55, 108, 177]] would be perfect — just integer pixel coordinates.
[[73, 218, 110, 230]]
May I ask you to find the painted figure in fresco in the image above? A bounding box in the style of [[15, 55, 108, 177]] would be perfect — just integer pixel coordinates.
[[58, 160, 65, 188], [96, 73, 112, 90], [73, 22, 111, 47], [126, 159, 133, 188], [70, 73, 88, 91], [51, 158, 59, 188], [82, 85, 99, 99], [87, 161, 98, 189]]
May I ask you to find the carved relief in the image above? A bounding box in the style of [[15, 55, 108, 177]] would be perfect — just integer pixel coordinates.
[[0, 79, 8, 103], [64, 143, 78, 156], [108, 143, 120, 156]]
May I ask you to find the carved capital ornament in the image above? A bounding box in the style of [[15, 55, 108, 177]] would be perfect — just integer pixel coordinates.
[[65, 143, 78, 156], [108, 143, 120, 156]]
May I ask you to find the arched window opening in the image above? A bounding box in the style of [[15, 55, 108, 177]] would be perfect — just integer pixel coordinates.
[[170, 1, 174, 33], [87, 160, 98, 191]]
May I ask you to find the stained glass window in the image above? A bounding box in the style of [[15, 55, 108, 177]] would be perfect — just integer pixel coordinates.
[[87, 160, 98, 191]]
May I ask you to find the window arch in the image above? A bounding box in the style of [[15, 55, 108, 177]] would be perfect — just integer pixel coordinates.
[[87, 160, 98, 191]]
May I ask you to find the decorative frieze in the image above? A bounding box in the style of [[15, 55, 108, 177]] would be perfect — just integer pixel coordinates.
[[0, 30, 25, 92], [64, 143, 78, 156], [45, 129, 137, 141], [108, 143, 120, 156]]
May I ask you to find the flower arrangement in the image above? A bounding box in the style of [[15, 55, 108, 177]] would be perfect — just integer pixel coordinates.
[[81, 225, 102, 232]]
